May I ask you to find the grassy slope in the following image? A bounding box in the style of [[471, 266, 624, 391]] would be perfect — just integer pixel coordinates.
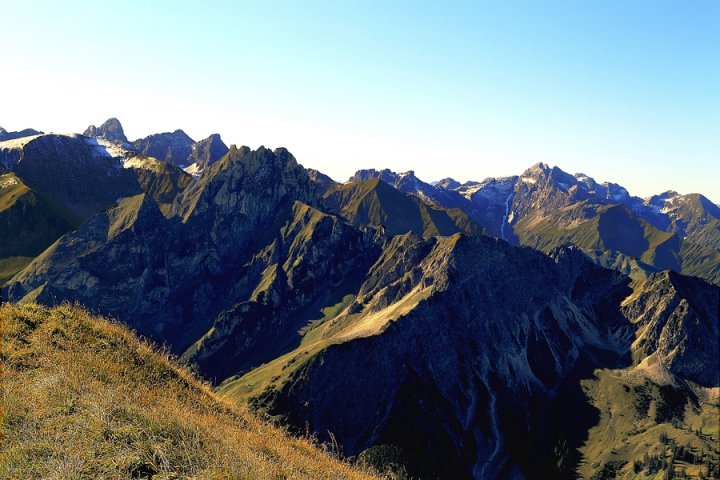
[[0, 303, 377, 479], [579, 368, 720, 479], [514, 201, 720, 285], [514, 204, 684, 282], [218, 282, 431, 404], [324, 178, 479, 237], [0, 173, 76, 284]]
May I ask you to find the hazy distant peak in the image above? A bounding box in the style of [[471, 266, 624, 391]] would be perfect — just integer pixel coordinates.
[[84, 118, 128, 144], [435, 177, 461, 190], [0, 127, 44, 142]]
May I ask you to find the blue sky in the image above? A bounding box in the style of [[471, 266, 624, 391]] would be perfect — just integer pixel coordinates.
[[2, 1, 718, 199]]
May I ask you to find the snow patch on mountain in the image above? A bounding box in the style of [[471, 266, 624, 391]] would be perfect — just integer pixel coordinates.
[[184, 163, 204, 177], [84, 136, 129, 161], [0, 175, 19, 189], [0, 134, 43, 150]]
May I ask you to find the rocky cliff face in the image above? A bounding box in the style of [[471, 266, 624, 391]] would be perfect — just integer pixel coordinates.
[[0, 131, 192, 286], [0, 133, 191, 220], [131, 129, 230, 174], [307, 168, 339, 194], [7, 133, 139, 219], [622, 270, 719, 386], [181, 200, 379, 380], [455, 176, 518, 239], [83, 117, 129, 144], [132, 129, 196, 168], [220, 237, 636, 479], [5, 146, 382, 377], [218, 235, 718, 479], [184, 133, 229, 174]]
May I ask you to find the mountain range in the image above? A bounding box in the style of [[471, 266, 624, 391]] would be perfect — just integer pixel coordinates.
[[1, 118, 718, 479]]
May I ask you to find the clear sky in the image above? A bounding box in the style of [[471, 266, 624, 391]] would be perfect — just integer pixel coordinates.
[[2, 0, 718, 199]]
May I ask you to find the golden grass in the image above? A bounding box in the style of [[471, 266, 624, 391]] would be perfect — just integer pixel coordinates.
[[0, 302, 379, 479]]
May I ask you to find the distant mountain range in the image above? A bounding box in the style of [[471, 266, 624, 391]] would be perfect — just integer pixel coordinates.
[[348, 164, 720, 285], [1, 119, 718, 479]]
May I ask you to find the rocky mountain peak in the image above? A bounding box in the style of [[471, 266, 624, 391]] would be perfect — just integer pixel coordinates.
[[185, 133, 229, 174], [171, 129, 192, 140], [306, 168, 338, 194], [435, 177, 461, 190], [132, 129, 196, 168], [349, 168, 398, 185], [517, 162, 551, 185], [526, 161, 551, 175], [172, 145, 319, 225], [623, 270, 719, 386], [83, 118, 128, 144]]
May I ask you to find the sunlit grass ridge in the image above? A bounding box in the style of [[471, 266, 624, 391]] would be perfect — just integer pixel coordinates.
[[0, 302, 377, 479]]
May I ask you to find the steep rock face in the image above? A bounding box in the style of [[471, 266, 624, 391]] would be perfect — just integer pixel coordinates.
[[132, 129, 196, 168], [224, 236, 634, 479], [8, 134, 139, 219], [172, 146, 320, 250], [0, 133, 190, 284], [122, 155, 193, 209], [0, 133, 191, 220], [182, 201, 380, 380], [637, 191, 720, 244], [622, 271, 720, 386], [7, 147, 316, 338], [6, 146, 383, 382], [454, 176, 518, 239], [511, 163, 592, 221], [324, 178, 481, 237], [6, 193, 171, 315], [220, 235, 718, 479], [307, 168, 339, 194], [83, 117, 129, 144], [184, 133, 229, 175]]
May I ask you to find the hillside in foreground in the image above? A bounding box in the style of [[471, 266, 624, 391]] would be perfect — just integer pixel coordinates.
[[0, 303, 377, 479]]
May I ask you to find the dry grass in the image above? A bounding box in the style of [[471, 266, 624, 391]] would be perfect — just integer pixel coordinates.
[[0, 302, 379, 479]]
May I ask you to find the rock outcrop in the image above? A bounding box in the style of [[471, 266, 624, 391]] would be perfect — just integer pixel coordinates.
[[132, 129, 196, 168], [185, 133, 229, 174], [83, 118, 129, 144]]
